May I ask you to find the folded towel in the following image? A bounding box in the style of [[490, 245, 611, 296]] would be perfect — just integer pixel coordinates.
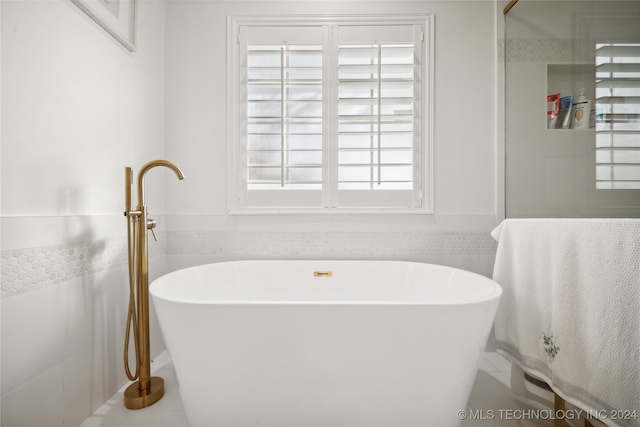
[[492, 219, 640, 427]]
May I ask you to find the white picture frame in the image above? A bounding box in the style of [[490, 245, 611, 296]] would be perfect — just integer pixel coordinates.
[[71, 0, 137, 52]]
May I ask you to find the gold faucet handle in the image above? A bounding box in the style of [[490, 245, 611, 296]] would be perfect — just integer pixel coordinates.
[[147, 218, 158, 242]]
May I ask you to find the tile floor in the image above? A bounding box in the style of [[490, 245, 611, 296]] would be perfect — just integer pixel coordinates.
[[78, 351, 579, 427]]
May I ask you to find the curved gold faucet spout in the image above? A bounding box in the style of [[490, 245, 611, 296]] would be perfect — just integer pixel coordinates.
[[136, 160, 185, 207]]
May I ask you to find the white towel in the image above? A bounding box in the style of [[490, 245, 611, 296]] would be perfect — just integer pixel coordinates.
[[492, 219, 640, 427]]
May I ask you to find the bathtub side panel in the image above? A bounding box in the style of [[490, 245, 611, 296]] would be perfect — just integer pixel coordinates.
[[152, 300, 499, 427]]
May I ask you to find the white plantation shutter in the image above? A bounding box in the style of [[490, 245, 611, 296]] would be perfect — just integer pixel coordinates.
[[239, 26, 324, 207], [246, 44, 324, 189], [595, 43, 640, 189], [336, 25, 423, 208], [229, 16, 433, 212]]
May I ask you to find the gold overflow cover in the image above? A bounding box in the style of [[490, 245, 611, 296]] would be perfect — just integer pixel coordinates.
[[314, 271, 332, 277]]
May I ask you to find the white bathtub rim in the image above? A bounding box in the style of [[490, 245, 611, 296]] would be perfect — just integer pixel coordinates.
[[150, 259, 502, 307]]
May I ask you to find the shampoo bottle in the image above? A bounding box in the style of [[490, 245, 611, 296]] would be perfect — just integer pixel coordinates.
[[571, 89, 591, 130]]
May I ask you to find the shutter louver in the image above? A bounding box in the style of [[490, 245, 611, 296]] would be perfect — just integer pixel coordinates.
[[595, 43, 640, 189]]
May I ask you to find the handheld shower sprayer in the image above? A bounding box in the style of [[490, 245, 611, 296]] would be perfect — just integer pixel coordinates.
[[123, 160, 185, 410]]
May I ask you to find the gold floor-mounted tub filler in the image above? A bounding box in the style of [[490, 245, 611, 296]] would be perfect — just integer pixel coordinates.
[[123, 160, 185, 409]]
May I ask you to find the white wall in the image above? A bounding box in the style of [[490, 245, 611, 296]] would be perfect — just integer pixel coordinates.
[[1, 1, 168, 425], [163, 0, 501, 275]]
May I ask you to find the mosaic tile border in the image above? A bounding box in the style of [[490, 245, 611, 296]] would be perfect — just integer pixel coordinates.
[[503, 39, 593, 63], [0, 237, 164, 299], [1, 231, 497, 299], [166, 231, 497, 257]]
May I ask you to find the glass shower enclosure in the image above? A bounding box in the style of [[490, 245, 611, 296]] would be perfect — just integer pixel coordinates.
[[504, 0, 640, 217]]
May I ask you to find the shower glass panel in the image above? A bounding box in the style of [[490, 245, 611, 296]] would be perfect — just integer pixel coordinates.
[[504, 0, 640, 217]]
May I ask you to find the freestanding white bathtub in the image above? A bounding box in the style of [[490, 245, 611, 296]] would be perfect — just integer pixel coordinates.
[[150, 260, 502, 427]]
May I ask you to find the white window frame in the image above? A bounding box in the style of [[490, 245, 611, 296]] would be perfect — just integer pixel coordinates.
[[227, 14, 434, 214]]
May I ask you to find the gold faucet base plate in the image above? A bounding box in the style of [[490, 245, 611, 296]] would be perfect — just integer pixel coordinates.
[[124, 376, 164, 410]]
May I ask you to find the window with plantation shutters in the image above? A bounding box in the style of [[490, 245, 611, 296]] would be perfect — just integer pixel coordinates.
[[595, 43, 640, 189], [228, 16, 433, 213]]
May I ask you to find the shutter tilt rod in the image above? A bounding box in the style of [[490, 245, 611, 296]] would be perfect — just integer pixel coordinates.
[[280, 45, 286, 187], [377, 42, 383, 185]]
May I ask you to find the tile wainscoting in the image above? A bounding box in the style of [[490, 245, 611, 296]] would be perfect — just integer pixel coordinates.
[[2, 230, 497, 299]]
